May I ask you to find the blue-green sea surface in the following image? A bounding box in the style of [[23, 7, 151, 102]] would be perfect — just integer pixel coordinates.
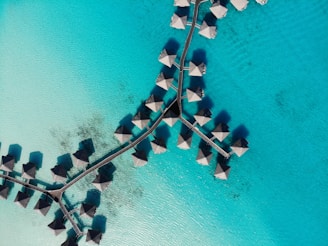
[[0, 1, 327, 245]]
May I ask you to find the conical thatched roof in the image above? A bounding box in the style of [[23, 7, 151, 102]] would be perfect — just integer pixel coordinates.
[[51, 165, 67, 183], [61, 237, 78, 246], [158, 49, 176, 68], [0, 155, 15, 172], [72, 149, 89, 169], [92, 174, 111, 192], [163, 110, 179, 127], [170, 13, 187, 29], [156, 73, 174, 91], [132, 151, 148, 167], [230, 0, 249, 11], [163, 102, 180, 127], [231, 138, 249, 157], [80, 203, 97, 218], [210, 2, 228, 19], [48, 219, 66, 236], [189, 61, 206, 76], [0, 184, 10, 200], [34, 198, 51, 216], [174, 0, 190, 7], [21, 162, 37, 180], [177, 134, 192, 150], [256, 0, 267, 5], [114, 125, 132, 144], [214, 163, 231, 180], [211, 123, 230, 142], [132, 111, 150, 130], [194, 108, 212, 126], [196, 148, 213, 165], [145, 94, 163, 112], [199, 21, 217, 39], [186, 87, 204, 102], [14, 191, 31, 208], [150, 139, 167, 154], [86, 229, 102, 245]]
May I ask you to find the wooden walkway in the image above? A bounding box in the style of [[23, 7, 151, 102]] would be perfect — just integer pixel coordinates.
[[179, 117, 230, 158], [177, 0, 202, 114]]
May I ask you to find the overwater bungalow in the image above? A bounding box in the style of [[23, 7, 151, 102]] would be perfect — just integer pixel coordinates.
[[189, 61, 206, 77], [194, 108, 212, 126], [177, 133, 192, 150], [61, 237, 78, 246], [80, 203, 97, 218], [14, 190, 31, 208], [145, 94, 164, 112], [210, 2, 228, 19], [156, 72, 174, 91], [170, 13, 187, 30], [72, 149, 89, 169], [196, 148, 213, 166], [231, 138, 249, 157], [86, 229, 102, 245], [34, 197, 51, 216], [132, 111, 150, 130], [131, 150, 148, 167], [21, 162, 37, 180], [256, 0, 267, 5], [51, 165, 67, 183], [0, 155, 15, 173], [174, 0, 190, 7], [0, 184, 10, 200], [162, 110, 179, 127], [48, 218, 66, 236], [211, 123, 230, 142], [92, 174, 111, 192], [186, 87, 204, 102], [214, 163, 231, 180], [199, 21, 217, 39], [158, 49, 177, 68], [150, 138, 167, 154], [114, 125, 132, 144], [230, 0, 249, 11]]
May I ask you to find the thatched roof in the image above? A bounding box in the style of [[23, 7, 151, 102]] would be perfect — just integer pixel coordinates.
[[231, 138, 249, 157], [196, 148, 213, 165], [210, 2, 228, 19], [132, 151, 148, 167], [211, 123, 230, 142], [194, 108, 212, 126], [86, 229, 103, 245], [22, 162, 37, 180], [48, 219, 66, 236], [0, 155, 15, 172], [72, 149, 89, 169], [189, 61, 206, 77], [34, 198, 51, 216], [92, 174, 111, 192], [51, 165, 67, 183], [114, 125, 132, 144], [177, 134, 192, 150], [170, 13, 187, 29], [230, 0, 249, 11], [158, 49, 177, 68], [14, 191, 31, 208], [150, 139, 167, 154], [199, 21, 217, 39]]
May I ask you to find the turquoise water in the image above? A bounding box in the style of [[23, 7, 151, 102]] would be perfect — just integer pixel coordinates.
[[1, 1, 328, 245]]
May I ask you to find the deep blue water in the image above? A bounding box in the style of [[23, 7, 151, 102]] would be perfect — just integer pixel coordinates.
[[0, 1, 327, 245]]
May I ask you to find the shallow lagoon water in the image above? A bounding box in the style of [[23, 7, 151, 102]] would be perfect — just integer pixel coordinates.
[[0, 1, 328, 245]]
